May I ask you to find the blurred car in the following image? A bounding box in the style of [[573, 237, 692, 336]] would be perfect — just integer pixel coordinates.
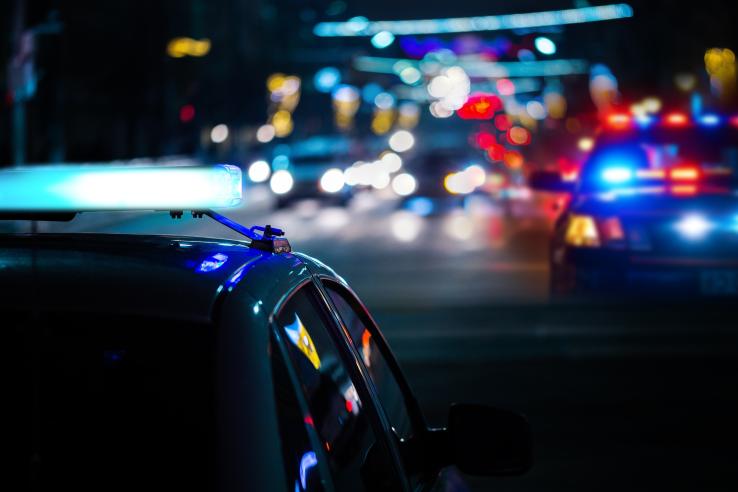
[[531, 112, 738, 298], [3, 165, 531, 491], [268, 135, 354, 209], [399, 149, 484, 216]]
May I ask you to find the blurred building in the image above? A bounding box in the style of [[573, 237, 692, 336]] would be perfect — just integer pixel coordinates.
[[1, 0, 738, 166]]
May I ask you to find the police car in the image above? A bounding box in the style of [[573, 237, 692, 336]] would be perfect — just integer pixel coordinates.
[[530, 111, 738, 297], [2, 164, 531, 491]]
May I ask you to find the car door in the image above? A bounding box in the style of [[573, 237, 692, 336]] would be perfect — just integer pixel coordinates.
[[271, 281, 408, 492]]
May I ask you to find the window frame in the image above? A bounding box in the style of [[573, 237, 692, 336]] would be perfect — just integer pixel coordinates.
[[269, 324, 334, 491], [269, 278, 410, 491], [316, 277, 428, 437]]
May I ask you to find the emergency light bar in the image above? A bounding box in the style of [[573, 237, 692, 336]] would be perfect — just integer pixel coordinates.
[[0, 164, 242, 211], [604, 111, 738, 131]]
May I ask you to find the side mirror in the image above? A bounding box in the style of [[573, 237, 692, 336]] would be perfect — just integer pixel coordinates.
[[447, 403, 532, 476], [528, 170, 575, 194]]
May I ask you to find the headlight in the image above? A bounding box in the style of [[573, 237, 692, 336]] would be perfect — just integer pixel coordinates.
[[676, 214, 712, 239], [319, 168, 345, 193], [270, 170, 294, 195], [565, 214, 600, 247]]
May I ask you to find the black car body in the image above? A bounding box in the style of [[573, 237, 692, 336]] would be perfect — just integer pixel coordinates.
[[3, 232, 530, 491]]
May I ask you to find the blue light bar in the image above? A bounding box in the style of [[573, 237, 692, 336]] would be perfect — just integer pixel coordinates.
[[601, 166, 634, 184], [0, 164, 242, 211], [314, 3, 634, 37], [699, 114, 721, 126], [634, 114, 654, 128]]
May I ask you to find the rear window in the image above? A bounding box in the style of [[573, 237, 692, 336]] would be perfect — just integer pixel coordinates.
[[6, 312, 214, 491]]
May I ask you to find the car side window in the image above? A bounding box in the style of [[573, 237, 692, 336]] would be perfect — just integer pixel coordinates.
[[276, 284, 404, 492], [270, 332, 326, 492], [323, 283, 417, 441]]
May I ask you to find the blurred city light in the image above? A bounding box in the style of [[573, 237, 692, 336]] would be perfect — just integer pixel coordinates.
[[332, 84, 361, 130], [320, 168, 346, 193], [406, 197, 434, 216], [444, 213, 475, 241], [270, 170, 294, 194], [256, 124, 276, 143], [674, 72, 698, 92], [390, 211, 423, 242], [167, 37, 211, 58], [397, 102, 420, 128], [429, 101, 454, 118], [444, 165, 486, 195], [371, 171, 391, 190], [496, 78, 516, 96], [534, 37, 557, 55], [399, 66, 422, 85], [179, 104, 195, 123], [642, 97, 662, 113], [705, 48, 736, 100], [314, 3, 634, 37], [374, 92, 396, 109], [427, 66, 470, 114], [391, 173, 417, 196], [248, 160, 271, 183], [371, 30, 395, 49], [210, 124, 229, 144], [507, 126, 531, 145], [314, 67, 341, 93], [457, 93, 502, 120], [389, 130, 415, 152], [356, 56, 588, 78], [590, 64, 619, 113], [380, 152, 403, 172], [525, 100, 547, 120], [578, 137, 595, 152], [272, 110, 294, 138]]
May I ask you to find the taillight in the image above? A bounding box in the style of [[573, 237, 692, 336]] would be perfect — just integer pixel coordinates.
[[565, 215, 626, 248], [599, 217, 625, 243]]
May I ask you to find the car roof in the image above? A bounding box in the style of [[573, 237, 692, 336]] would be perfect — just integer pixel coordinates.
[[0, 233, 312, 323]]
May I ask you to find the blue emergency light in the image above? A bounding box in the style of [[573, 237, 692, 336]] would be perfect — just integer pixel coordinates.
[[601, 166, 634, 184], [0, 164, 242, 211]]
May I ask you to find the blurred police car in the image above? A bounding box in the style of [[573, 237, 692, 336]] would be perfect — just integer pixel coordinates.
[[531, 112, 738, 298], [2, 164, 530, 491]]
